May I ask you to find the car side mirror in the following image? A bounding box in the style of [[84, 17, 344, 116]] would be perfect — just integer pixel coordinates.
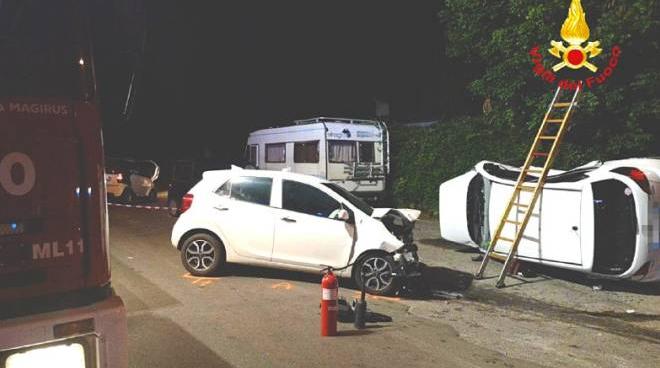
[[337, 209, 351, 222]]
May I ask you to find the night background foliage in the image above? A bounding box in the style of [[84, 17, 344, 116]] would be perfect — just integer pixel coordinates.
[[92, 0, 658, 211]]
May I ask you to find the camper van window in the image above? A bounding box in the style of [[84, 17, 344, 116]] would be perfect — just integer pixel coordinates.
[[358, 142, 375, 163], [294, 141, 319, 163], [328, 141, 356, 163], [282, 180, 341, 218], [266, 143, 286, 163], [247, 145, 258, 166]]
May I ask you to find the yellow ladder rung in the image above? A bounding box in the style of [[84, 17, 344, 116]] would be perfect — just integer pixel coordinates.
[[497, 236, 515, 243], [474, 85, 582, 287], [489, 252, 507, 262]]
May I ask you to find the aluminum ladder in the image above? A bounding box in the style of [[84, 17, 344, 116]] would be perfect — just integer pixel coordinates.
[[475, 85, 582, 288]]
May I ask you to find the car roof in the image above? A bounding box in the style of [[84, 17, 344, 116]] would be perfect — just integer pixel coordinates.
[[202, 167, 328, 185]]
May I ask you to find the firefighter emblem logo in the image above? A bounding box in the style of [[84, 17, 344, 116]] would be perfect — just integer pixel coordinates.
[[548, 0, 602, 72], [529, 0, 621, 89]]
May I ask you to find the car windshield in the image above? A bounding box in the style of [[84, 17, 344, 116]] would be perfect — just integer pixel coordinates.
[[0, 0, 93, 99], [322, 183, 374, 216]]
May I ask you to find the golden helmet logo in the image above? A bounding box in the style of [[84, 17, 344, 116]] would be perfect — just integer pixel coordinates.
[[549, 0, 602, 72], [529, 0, 621, 90]]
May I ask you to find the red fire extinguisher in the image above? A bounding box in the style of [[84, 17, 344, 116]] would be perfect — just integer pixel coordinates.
[[321, 269, 338, 336]]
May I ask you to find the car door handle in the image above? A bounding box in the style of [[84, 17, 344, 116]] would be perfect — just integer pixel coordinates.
[[281, 217, 296, 223], [214, 206, 229, 211]]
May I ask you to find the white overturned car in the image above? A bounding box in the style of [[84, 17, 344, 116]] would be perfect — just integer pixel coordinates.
[[439, 158, 660, 282], [171, 167, 421, 295]]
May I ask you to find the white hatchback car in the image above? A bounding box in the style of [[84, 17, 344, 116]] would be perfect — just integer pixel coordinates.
[[439, 158, 660, 282], [171, 167, 422, 295]]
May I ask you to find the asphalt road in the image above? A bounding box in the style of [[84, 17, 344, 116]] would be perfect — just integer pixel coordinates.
[[109, 205, 660, 368]]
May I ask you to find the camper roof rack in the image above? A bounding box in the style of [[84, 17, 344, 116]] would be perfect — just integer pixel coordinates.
[[294, 117, 382, 127]]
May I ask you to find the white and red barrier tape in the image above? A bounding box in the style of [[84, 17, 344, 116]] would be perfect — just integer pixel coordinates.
[[108, 202, 173, 211]]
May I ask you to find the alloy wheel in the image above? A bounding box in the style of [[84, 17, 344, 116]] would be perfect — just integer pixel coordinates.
[[360, 256, 394, 292], [185, 239, 216, 272]]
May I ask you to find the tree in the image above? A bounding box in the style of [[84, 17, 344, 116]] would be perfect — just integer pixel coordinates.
[[442, 0, 659, 162]]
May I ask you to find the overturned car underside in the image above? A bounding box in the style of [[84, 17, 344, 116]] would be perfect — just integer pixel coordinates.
[[439, 158, 660, 282]]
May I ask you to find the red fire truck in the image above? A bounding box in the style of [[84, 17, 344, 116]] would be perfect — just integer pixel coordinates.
[[0, 1, 128, 367]]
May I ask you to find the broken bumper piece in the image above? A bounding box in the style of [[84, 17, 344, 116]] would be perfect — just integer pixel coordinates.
[[393, 243, 422, 278]]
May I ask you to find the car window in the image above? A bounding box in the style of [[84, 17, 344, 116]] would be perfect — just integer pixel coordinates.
[[282, 180, 341, 218], [216, 176, 272, 205], [322, 183, 374, 216], [215, 180, 231, 197]]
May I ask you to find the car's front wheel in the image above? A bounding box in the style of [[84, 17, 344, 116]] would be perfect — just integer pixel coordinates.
[[353, 253, 398, 296], [180, 233, 225, 276]]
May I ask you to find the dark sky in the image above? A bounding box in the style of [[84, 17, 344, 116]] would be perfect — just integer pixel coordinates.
[[96, 1, 452, 161]]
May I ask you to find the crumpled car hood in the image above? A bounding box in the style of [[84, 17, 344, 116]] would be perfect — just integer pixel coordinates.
[[371, 208, 421, 222], [371, 208, 420, 245]]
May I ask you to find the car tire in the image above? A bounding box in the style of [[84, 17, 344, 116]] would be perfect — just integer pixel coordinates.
[[353, 252, 399, 296], [168, 199, 179, 217], [180, 233, 225, 276], [119, 188, 134, 203]]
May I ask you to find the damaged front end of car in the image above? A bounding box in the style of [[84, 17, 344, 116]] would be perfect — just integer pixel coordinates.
[[377, 209, 423, 279]]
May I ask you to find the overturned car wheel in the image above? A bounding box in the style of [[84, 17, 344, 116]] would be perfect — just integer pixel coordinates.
[[353, 253, 398, 296]]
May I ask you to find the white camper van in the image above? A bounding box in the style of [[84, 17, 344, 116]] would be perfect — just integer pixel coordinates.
[[245, 117, 390, 201]]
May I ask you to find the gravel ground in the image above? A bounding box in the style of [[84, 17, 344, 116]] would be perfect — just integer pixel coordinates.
[[408, 218, 660, 368]]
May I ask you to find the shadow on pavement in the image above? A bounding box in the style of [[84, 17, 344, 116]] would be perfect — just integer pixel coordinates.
[[222, 263, 476, 301], [400, 265, 474, 300], [338, 329, 375, 337], [513, 262, 660, 296], [225, 264, 322, 284], [128, 314, 234, 368], [111, 256, 181, 313]]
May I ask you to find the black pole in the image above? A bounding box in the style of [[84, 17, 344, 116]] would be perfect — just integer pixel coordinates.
[[353, 269, 367, 329]]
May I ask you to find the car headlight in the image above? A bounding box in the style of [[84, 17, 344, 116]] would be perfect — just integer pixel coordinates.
[[6, 343, 85, 368]]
